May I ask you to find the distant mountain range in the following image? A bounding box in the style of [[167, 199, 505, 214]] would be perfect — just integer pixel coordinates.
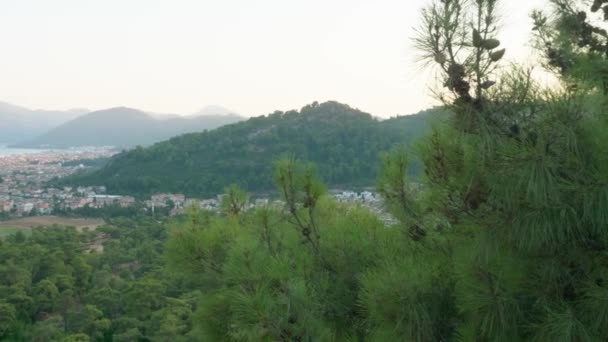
[[9, 104, 243, 148], [0, 102, 88, 144], [59, 101, 447, 197]]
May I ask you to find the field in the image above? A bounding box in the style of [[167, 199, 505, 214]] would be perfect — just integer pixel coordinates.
[[0, 216, 104, 238]]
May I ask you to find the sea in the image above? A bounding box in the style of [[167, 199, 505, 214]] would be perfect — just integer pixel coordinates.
[[0, 145, 50, 157]]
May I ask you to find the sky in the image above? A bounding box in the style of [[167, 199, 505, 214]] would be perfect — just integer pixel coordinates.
[[0, 0, 548, 118]]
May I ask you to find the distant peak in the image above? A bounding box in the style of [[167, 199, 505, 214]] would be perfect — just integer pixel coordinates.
[[94, 107, 150, 115], [66, 108, 90, 113], [194, 105, 239, 117], [101, 106, 144, 112], [78, 107, 152, 121]]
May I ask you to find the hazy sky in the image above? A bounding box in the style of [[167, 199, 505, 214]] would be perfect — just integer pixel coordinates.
[[0, 0, 548, 117]]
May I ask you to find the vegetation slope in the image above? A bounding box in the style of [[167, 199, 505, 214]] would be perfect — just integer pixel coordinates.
[[60, 102, 442, 197]]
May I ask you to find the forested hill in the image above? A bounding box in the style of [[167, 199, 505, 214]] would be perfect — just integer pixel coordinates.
[[61, 102, 443, 197]]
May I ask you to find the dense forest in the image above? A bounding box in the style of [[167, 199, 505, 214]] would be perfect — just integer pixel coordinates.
[[3, 0, 608, 340], [57, 103, 442, 197], [0, 217, 194, 341]]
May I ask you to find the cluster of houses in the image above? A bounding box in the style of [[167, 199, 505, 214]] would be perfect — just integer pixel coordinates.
[[0, 197, 53, 216], [1, 178, 394, 222], [333, 190, 381, 204], [146, 193, 275, 216], [332, 190, 397, 225], [101, 189, 384, 212], [0, 148, 119, 216], [0, 185, 136, 216]]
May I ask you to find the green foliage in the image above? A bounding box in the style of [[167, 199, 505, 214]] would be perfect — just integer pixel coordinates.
[[377, 150, 419, 224], [532, 0, 608, 86], [0, 218, 200, 341], [414, 0, 504, 102], [404, 0, 608, 339], [220, 184, 249, 217], [58, 102, 442, 197], [0, 301, 17, 339], [164, 159, 458, 340]]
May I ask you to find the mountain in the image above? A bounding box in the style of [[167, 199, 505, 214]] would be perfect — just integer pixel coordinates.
[[194, 105, 237, 116], [0, 102, 88, 144], [15, 107, 243, 148], [59, 101, 445, 197]]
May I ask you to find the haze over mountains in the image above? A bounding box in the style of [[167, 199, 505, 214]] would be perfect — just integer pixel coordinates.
[[4, 104, 243, 148], [0, 102, 88, 144]]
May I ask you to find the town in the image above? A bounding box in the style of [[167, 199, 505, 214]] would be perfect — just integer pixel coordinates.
[[0, 148, 116, 216], [0, 149, 394, 222]]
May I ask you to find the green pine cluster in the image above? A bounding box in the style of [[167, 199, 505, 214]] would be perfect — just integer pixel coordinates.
[[0, 218, 202, 341]]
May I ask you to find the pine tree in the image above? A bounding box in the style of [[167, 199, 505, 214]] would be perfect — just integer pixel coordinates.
[[399, 0, 608, 339], [163, 0, 608, 340]]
